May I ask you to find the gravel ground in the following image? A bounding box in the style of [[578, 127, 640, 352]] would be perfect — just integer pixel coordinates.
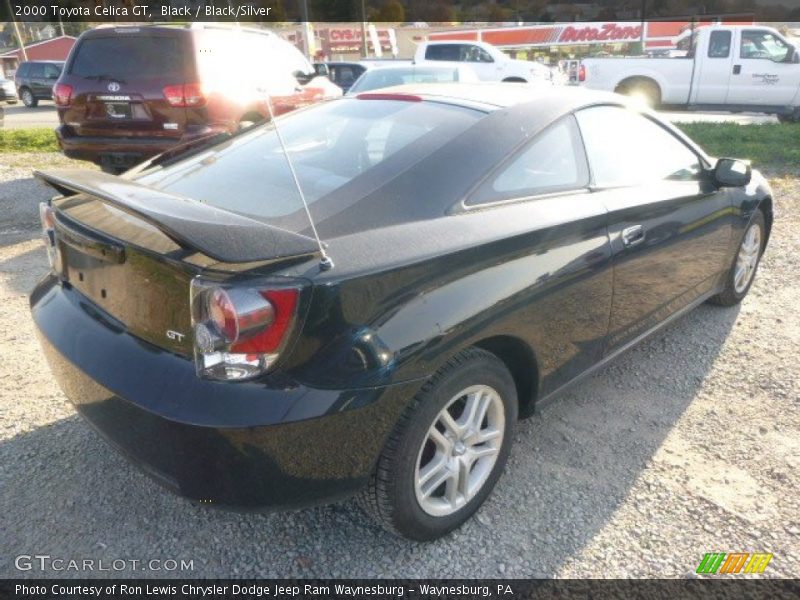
[[1, 154, 798, 579]]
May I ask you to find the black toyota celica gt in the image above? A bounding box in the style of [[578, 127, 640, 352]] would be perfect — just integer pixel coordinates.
[[31, 84, 772, 540]]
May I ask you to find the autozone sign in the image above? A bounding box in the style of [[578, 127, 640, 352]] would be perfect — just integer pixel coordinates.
[[559, 23, 643, 43]]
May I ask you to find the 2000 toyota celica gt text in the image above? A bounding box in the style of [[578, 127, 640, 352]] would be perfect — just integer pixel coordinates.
[[31, 84, 772, 540]]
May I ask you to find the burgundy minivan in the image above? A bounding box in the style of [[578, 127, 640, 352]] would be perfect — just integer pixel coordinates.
[[54, 25, 341, 172]]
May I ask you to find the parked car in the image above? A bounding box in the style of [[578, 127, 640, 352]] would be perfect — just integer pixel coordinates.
[[14, 60, 63, 107], [31, 84, 772, 541], [415, 40, 556, 83], [346, 64, 479, 95], [0, 77, 18, 103], [579, 25, 800, 121], [53, 24, 341, 172], [316, 61, 369, 93]]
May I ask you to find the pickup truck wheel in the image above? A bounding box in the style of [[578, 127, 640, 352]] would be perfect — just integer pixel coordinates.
[[359, 347, 517, 541], [617, 79, 661, 108], [20, 88, 37, 108]]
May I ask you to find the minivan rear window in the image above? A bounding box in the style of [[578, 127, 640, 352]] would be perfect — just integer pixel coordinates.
[[137, 99, 483, 229], [69, 36, 184, 79]]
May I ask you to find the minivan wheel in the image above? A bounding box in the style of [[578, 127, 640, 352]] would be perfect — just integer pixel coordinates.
[[21, 88, 37, 108], [359, 347, 517, 541], [709, 210, 765, 306]]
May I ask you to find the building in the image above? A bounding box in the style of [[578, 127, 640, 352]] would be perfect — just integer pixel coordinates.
[[0, 36, 77, 78], [426, 17, 755, 64]]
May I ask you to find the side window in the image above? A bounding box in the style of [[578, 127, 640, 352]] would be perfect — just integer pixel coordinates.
[[468, 116, 588, 205], [43, 63, 61, 79], [16, 63, 29, 77], [708, 31, 732, 58], [741, 30, 791, 62], [29, 64, 44, 78], [425, 44, 460, 61], [461, 45, 493, 63], [575, 106, 703, 188]]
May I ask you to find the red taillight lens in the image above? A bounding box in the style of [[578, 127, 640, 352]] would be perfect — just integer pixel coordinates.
[[578, 65, 586, 82], [53, 83, 73, 106], [163, 83, 206, 107], [231, 289, 298, 353], [182, 82, 206, 106], [191, 279, 301, 381]]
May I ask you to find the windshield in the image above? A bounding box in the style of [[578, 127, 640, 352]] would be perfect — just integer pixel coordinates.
[[348, 68, 466, 95], [69, 35, 184, 79], [136, 98, 483, 231]]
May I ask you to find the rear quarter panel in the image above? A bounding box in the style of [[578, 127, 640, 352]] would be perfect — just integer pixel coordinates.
[[280, 194, 614, 402]]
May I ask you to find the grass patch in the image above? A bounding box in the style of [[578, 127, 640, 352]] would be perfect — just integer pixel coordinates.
[[675, 122, 800, 167], [0, 128, 59, 153]]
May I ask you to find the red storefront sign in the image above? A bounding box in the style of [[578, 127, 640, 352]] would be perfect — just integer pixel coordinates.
[[558, 24, 643, 43]]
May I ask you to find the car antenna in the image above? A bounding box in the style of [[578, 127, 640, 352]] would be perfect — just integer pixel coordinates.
[[262, 94, 334, 271]]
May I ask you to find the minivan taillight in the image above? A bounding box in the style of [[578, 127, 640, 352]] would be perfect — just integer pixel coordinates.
[[578, 65, 586, 82], [163, 83, 206, 107], [190, 278, 300, 381], [53, 83, 73, 106]]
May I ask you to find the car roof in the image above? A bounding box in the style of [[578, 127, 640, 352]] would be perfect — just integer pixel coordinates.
[[21, 60, 63, 64]]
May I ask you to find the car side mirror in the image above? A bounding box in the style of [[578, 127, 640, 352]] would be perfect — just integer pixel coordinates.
[[714, 158, 751, 187], [294, 70, 315, 85]]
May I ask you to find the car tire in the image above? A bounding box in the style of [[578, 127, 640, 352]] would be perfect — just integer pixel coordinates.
[[20, 88, 37, 108], [359, 347, 517, 541], [709, 210, 765, 307]]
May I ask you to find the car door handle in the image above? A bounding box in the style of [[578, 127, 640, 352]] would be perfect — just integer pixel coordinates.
[[621, 225, 646, 248], [733, 64, 742, 75]]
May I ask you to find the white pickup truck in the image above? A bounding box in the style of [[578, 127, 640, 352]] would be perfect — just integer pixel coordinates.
[[579, 25, 800, 121], [414, 40, 555, 84]]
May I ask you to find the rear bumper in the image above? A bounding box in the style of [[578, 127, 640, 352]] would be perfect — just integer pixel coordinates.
[[55, 124, 226, 167], [31, 275, 418, 508]]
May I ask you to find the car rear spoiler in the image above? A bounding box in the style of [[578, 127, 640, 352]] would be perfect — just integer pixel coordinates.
[[34, 169, 320, 264]]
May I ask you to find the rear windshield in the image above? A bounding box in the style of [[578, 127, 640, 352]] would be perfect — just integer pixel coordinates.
[[69, 36, 184, 79], [349, 68, 463, 94], [137, 99, 483, 228]]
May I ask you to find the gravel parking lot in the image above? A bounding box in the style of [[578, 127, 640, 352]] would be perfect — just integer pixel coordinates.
[[1, 153, 798, 579]]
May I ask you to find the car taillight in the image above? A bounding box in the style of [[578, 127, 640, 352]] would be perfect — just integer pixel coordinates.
[[190, 278, 300, 381], [163, 83, 206, 107], [578, 65, 586, 82], [53, 83, 72, 106], [38, 202, 60, 273]]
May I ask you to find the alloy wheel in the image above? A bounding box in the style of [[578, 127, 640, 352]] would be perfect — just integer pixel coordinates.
[[414, 384, 505, 517], [734, 223, 761, 294]]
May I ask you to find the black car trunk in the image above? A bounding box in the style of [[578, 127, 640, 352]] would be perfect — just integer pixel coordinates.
[[37, 170, 319, 357]]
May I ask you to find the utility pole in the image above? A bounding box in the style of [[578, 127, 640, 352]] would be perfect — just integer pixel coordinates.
[[640, 0, 647, 55], [6, 0, 28, 61], [361, 0, 368, 58]]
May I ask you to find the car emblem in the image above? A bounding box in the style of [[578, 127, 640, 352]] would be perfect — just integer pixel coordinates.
[[107, 82, 121, 92], [166, 330, 185, 342]]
